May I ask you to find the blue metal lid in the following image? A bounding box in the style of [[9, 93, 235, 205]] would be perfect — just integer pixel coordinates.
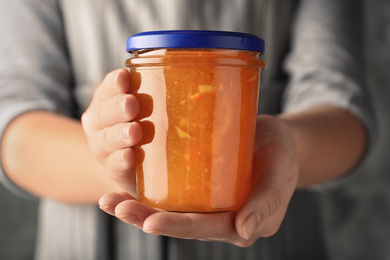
[[126, 30, 265, 53]]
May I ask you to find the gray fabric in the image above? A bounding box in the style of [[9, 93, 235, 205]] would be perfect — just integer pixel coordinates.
[[0, 0, 73, 199], [0, 0, 376, 259], [284, 0, 369, 118], [34, 200, 97, 260], [284, 0, 376, 190]]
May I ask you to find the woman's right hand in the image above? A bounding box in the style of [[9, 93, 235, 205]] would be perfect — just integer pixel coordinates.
[[81, 68, 142, 196]]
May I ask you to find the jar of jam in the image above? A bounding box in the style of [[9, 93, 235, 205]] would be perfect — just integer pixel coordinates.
[[125, 30, 266, 212]]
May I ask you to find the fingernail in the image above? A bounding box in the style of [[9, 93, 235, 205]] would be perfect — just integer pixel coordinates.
[[99, 205, 111, 210], [120, 125, 129, 141], [243, 212, 261, 240], [99, 204, 116, 216]]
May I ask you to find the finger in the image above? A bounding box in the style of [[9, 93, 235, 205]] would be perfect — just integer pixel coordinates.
[[115, 199, 160, 229], [105, 148, 136, 174], [142, 211, 239, 241], [97, 121, 143, 156], [95, 68, 132, 99], [105, 149, 137, 193], [112, 200, 257, 247], [93, 94, 140, 129], [99, 192, 134, 215], [82, 69, 137, 133], [110, 196, 239, 241]]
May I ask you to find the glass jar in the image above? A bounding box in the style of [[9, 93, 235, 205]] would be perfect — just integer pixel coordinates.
[[125, 30, 266, 212]]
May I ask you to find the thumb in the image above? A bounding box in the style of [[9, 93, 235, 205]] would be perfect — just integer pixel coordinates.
[[235, 144, 298, 240], [236, 182, 283, 240], [235, 115, 299, 241]]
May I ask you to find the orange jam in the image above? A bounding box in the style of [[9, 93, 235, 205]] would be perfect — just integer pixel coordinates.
[[126, 48, 266, 212]]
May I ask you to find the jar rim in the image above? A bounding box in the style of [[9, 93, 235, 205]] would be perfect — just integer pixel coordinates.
[[126, 30, 265, 54]]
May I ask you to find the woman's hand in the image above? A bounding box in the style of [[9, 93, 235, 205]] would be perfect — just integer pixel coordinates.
[[82, 68, 143, 196], [99, 115, 299, 247]]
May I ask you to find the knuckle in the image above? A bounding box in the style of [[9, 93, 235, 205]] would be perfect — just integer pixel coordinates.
[[95, 128, 111, 156], [105, 153, 123, 173], [101, 127, 109, 145], [214, 228, 229, 241], [81, 102, 101, 131], [265, 186, 283, 215], [80, 113, 89, 130], [114, 95, 126, 118], [81, 110, 92, 129], [180, 215, 196, 239], [120, 149, 134, 170]]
